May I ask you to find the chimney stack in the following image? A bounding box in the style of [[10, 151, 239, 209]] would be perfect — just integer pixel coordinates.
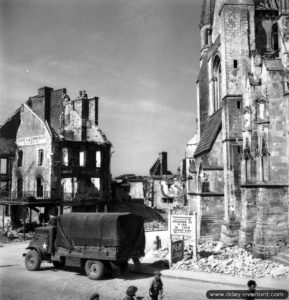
[[38, 86, 53, 123], [159, 152, 168, 175]]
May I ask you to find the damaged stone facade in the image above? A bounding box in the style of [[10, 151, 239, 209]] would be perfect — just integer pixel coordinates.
[[0, 87, 111, 224], [145, 152, 185, 209], [186, 0, 289, 257]]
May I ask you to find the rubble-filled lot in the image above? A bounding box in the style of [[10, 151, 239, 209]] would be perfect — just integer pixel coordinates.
[[144, 205, 189, 231], [148, 240, 289, 279]]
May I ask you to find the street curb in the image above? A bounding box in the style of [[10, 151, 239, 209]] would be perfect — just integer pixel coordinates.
[[128, 264, 289, 290]]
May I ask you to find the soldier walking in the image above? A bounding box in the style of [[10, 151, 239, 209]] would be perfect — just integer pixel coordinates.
[[149, 271, 163, 300]]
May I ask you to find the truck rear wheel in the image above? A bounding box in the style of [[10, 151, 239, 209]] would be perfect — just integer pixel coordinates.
[[85, 260, 105, 280], [25, 250, 41, 271]]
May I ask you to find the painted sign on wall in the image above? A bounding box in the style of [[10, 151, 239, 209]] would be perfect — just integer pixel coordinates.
[[16, 135, 46, 146]]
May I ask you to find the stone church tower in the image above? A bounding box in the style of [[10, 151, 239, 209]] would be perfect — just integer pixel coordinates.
[[186, 0, 289, 257]]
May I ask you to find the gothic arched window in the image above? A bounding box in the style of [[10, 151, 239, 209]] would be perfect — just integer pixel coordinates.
[[256, 22, 267, 52], [213, 56, 222, 111], [205, 29, 211, 46]]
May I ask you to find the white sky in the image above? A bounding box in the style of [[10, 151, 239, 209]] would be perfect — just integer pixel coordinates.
[[0, 0, 202, 176]]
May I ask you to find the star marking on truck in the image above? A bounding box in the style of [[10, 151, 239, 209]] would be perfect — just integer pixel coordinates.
[[42, 242, 47, 250]]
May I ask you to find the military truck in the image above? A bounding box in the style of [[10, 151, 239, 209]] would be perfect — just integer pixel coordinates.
[[23, 213, 145, 280]]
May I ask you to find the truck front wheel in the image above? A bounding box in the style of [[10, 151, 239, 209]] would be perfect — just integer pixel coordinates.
[[25, 250, 41, 271], [85, 260, 105, 280]]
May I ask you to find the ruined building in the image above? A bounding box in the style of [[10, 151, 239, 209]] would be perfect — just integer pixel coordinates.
[[145, 152, 184, 209], [185, 0, 289, 257], [0, 87, 111, 226]]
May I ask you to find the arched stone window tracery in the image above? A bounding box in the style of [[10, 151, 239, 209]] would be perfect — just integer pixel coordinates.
[[256, 98, 268, 121], [212, 55, 222, 111]]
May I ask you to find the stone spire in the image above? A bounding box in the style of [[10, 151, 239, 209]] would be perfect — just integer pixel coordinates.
[[279, 0, 289, 14], [199, 0, 216, 29]]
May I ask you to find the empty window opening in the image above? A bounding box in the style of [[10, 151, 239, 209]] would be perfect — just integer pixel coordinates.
[[205, 29, 210, 45], [234, 60, 238, 68], [259, 103, 265, 119], [96, 151, 101, 168], [237, 101, 241, 109], [38, 149, 44, 166], [213, 56, 222, 111], [17, 177, 23, 198], [5, 205, 11, 216], [162, 197, 173, 204], [272, 23, 279, 51], [79, 150, 86, 167], [0, 158, 7, 174], [18, 150, 23, 167], [62, 148, 69, 166], [36, 177, 43, 198]]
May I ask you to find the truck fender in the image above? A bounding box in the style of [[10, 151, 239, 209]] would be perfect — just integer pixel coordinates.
[[24, 246, 42, 257]]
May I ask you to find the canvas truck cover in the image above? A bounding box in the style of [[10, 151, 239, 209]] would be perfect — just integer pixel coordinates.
[[56, 213, 145, 251]]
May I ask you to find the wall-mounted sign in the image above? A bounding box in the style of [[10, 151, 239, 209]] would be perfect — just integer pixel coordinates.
[[16, 135, 46, 146], [171, 240, 184, 264], [170, 214, 194, 236]]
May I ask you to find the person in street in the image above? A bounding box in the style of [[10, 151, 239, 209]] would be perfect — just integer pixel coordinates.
[[149, 271, 163, 300], [244, 280, 257, 300], [89, 293, 100, 300], [123, 286, 138, 300]]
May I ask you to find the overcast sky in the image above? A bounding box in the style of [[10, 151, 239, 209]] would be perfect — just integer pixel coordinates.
[[0, 0, 202, 176]]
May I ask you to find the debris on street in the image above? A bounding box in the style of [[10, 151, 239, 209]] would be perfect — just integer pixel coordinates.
[[146, 240, 289, 279]]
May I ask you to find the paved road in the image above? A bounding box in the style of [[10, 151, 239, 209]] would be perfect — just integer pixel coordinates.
[[0, 241, 242, 300]]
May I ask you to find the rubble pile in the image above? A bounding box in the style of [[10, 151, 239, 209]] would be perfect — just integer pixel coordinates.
[[144, 221, 167, 231], [160, 205, 190, 216], [0, 219, 33, 242], [0, 228, 33, 242], [150, 240, 289, 278]]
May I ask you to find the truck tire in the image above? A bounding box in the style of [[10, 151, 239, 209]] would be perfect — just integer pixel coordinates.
[[25, 250, 41, 271], [85, 260, 105, 280]]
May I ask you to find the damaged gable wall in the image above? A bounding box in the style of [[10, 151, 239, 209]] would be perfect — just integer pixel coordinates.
[[12, 105, 52, 196]]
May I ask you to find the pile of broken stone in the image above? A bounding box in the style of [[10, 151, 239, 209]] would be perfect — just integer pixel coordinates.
[[151, 240, 289, 278]]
